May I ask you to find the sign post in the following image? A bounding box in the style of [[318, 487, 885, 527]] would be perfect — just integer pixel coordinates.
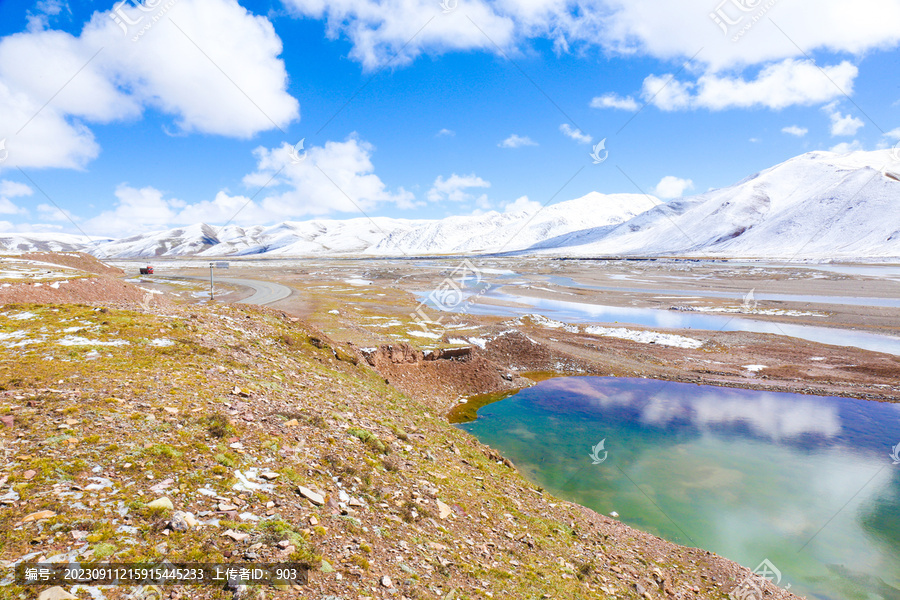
[[208, 262, 229, 301]]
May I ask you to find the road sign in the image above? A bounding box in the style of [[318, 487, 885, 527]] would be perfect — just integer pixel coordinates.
[[210, 262, 230, 269]]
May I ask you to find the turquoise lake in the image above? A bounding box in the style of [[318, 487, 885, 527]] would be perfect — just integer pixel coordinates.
[[457, 377, 900, 600]]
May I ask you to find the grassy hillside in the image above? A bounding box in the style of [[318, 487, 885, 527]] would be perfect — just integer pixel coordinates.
[[0, 301, 789, 600]]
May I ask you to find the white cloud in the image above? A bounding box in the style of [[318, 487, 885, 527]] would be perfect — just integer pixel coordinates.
[[654, 175, 694, 199], [503, 195, 541, 214], [427, 173, 491, 203], [38, 203, 76, 222], [81, 184, 182, 235], [602, 0, 900, 73], [283, 0, 515, 71], [26, 0, 68, 31], [33, 133, 412, 235], [498, 134, 537, 148], [824, 102, 864, 137], [0, 180, 32, 198], [281, 0, 900, 75], [829, 140, 863, 154], [643, 60, 859, 111], [0, 0, 298, 171], [0, 179, 32, 216], [641, 74, 694, 111], [781, 125, 808, 137], [559, 123, 592, 144], [0, 198, 24, 215], [590, 93, 639, 111], [436, 128, 455, 137], [245, 135, 416, 218], [885, 128, 900, 140]]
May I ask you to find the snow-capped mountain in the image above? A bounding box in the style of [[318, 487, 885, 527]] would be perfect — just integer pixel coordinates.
[[0, 150, 897, 259], [370, 192, 659, 255], [0, 232, 101, 253], [22, 191, 658, 258], [529, 150, 900, 259]]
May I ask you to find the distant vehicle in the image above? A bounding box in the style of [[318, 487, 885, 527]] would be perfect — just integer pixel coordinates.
[[139, 266, 154, 275]]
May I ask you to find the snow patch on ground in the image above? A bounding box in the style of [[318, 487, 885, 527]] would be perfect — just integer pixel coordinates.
[[7, 312, 37, 320], [150, 338, 175, 347], [584, 326, 704, 348], [408, 330, 442, 339], [743, 364, 768, 372], [676, 306, 828, 317], [525, 314, 579, 332], [447, 336, 487, 348], [57, 336, 130, 347]]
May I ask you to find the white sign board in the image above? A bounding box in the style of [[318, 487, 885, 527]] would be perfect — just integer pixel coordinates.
[[210, 262, 230, 269]]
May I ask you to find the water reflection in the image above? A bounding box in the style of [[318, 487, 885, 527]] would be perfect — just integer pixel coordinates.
[[424, 290, 900, 355], [458, 377, 900, 600]]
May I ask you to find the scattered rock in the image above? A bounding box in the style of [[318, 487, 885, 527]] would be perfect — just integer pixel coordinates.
[[23, 470, 36, 480], [320, 560, 334, 573], [259, 471, 279, 480], [149, 478, 175, 493], [1, 415, 14, 427], [436, 499, 453, 520], [297, 486, 324, 506], [38, 587, 77, 600], [169, 511, 190, 532], [146, 497, 174, 511], [222, 529, 249, 542], [380, 575, 393, 588], [21, 510, 56, 524]]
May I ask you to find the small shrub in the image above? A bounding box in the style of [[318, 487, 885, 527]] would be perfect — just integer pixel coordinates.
[[93, 543, 116, 559], [347, 428, 388, 454], [576, 561, 594, 581], [146, 444, 182, 461], [215, 453, 236, 467], [203, 413, 234, 438]]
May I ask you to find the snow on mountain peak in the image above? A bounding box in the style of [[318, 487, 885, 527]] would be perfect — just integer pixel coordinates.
[[0, 151, 895, 259]]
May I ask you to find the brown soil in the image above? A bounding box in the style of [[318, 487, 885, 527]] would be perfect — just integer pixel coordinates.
[[21, 252, 125, 277], [0, 275, 172, 310], [361, 344, 531, 408]]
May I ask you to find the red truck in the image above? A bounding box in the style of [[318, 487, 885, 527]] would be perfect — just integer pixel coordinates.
[[139, 266, 154, 275]]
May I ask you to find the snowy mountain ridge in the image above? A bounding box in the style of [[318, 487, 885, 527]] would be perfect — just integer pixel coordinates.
[[2, 150, 898, 260]]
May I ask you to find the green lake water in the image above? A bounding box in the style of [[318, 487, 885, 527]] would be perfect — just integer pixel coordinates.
[[457, 377, 900, 600]]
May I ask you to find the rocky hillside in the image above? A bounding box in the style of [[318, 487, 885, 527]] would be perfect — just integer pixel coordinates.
[[0, 282, 799, 599]]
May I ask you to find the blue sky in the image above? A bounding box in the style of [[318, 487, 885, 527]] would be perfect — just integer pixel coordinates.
[[0, 0, 898, 237]]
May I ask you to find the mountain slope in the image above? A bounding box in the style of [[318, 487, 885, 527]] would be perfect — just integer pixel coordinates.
[[0, 150, 896, 259], [530, 150, 900, 259], [371, 192, 660, 255]]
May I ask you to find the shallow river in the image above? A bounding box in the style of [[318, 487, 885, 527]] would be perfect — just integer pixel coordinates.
[[445, 291, 900, 356], [457, 377, 900, 600]]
